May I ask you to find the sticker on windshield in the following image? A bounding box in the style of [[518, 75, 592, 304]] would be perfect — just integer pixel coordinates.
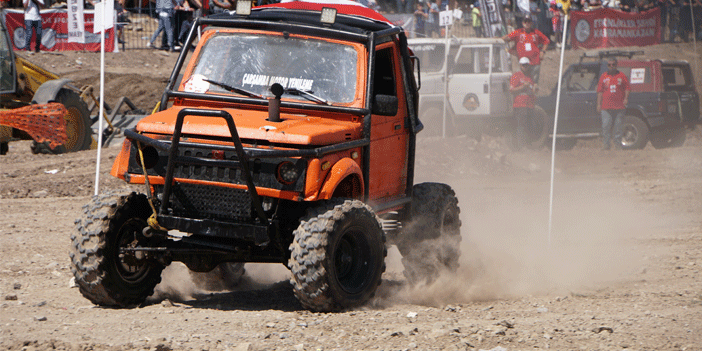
[[630, 68, 645, 84], [183, 74, 210, 93], [242, 74, 314, 91]]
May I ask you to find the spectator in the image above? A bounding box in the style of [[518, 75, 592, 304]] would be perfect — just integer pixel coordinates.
[[509, 57, 539, 150], [148, 0, 180, 52], [414, 1, 428, 37], [679, 0, 692, 42], [397, 0, 415, 13], [668, 0, 680, 42], [636, 0, 655, 11], [176, 0, 201, 47], [471, 3, 482, 37], [426, 0, 440, 37], [23, 0, 43, 53], [209, 0, 232, 14], [502, 17, 550, 83], [694, 0, 702, 40], [550, 1, 563, 45], [657, 0, 669, 42], [596, 58, 630, 150], [619, 0, 636, 11], [115, 0, 130, 44]]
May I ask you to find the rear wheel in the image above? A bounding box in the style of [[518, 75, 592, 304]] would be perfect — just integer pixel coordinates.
[[288, 199, 386, 312], [396, 183, 461, 286], [650, 127, 686, 149], [0, 142, 8, 155], [618, 115, 649, 150], [31, 88, 92, 154], [70, 191, 165, 307]]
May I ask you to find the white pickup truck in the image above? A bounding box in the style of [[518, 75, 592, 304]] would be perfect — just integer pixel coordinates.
[[408, 38, 516, 139]]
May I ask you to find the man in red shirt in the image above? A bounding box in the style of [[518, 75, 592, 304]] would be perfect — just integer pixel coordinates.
[[509, 57, 539, 150], [502, 17, 550, 83], [596, 58, 630, 150]]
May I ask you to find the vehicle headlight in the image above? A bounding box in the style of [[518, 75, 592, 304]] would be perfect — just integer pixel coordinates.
[[276, 161, 299, 185]]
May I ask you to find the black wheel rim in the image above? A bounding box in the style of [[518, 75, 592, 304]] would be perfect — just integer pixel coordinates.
[[113, 218, 152, 283], [333, 227, 373, 295]]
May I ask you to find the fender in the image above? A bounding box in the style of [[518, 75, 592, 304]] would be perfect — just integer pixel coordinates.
[[31, 78, 73, 104], [624, 105, 651, 126], [317, 157, 364, 200]]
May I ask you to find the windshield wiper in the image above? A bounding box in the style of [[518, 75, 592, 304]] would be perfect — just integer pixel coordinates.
[[203, 79, 263, 99], [284, 88, 331, 105]]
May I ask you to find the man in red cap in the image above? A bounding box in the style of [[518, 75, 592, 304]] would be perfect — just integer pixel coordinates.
[[502, 17, 550, 83], [509, 57, 539, 150]]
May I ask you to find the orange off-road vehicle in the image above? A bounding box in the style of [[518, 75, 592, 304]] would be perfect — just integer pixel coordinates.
[[71, 1, 461, 312]]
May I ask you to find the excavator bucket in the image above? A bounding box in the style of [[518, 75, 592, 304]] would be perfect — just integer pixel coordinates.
[[0, 103, 68, 149]]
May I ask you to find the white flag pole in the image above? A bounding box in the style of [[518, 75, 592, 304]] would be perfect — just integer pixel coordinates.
[[94, 1, 107, 196], [442, 5, 451, 138], [548, 13, 568, 248]]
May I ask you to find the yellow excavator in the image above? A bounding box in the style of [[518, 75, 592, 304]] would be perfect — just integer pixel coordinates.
[[0, 20, 144, 155]]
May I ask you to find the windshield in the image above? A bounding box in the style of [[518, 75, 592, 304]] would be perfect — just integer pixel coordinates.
[[183, 32, 359, 104]]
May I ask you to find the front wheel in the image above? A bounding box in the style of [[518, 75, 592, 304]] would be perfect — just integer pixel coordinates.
[[288, 199, 386, 312], [70, 191, 165, 307], [397, 183, 462, 286], [618, 115, 649, 150]]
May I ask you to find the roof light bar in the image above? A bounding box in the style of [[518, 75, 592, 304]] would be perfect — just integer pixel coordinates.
[[320, 7, 337, 25], [236, 0, 252, 16]]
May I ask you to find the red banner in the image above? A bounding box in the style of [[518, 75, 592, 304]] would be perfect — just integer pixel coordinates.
[[2, 9, 115, 52], [570, 8, 660, 50]]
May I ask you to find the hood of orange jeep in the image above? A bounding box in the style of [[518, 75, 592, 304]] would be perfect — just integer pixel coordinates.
[[136, 106, 362, 145]]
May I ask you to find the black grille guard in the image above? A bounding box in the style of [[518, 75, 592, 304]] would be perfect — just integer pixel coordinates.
[[123, 108, 371, 243]]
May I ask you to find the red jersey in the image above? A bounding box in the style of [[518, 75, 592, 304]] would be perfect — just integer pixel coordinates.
[[597, 71, 630, 110], [510, 71, 535, 108], [506, 28, 550, 65]]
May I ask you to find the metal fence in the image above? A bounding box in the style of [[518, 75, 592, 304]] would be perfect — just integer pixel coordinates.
[[117, 7, 189, 50], [117, 7, 485, 50]]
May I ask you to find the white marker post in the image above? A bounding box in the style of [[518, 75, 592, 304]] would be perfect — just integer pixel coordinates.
[[439, 6, 453, 138], [548, 14, 569, 248], [93, 0, 114, 195]]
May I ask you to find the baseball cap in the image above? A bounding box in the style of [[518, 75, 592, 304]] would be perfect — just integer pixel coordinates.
[[519, 57, 531, 65]]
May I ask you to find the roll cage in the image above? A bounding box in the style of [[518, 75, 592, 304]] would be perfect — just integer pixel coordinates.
[[144, 7, 421, 208]]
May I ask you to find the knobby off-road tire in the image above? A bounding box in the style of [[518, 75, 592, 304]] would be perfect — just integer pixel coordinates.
[[650, 127, 686, 149], [189, 262, 246, 291], [70, 191, 165, 307], [31, 88, 92, 154], [397, 183, 461, 286], [619, 115, 649, 150], [288, 199, 387, 312]]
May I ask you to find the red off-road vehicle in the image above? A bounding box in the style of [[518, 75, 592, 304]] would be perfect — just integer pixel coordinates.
[[70, 1, 461, 312]]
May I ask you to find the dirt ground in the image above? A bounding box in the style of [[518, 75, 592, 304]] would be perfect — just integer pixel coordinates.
[[1, 40, 702, 351]]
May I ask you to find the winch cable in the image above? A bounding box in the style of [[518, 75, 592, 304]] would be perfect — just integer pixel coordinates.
[[136, 140, 168, 232]]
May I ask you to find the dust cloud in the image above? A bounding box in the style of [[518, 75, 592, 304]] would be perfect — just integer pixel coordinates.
[[384, 165, 662, 307], [151, 150, 665, 309]]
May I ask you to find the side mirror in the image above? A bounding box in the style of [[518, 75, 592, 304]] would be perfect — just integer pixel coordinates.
[[372, 95, 398, 116]]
